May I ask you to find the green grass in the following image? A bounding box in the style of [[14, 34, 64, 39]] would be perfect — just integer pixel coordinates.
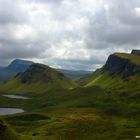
[[1, 84, 140, 140], [85, 72, 140, 94], [0, 80, 75, 95], [1, 55, 140, 140], [0, 63, 77, 95], [114, 53, 140, 65]]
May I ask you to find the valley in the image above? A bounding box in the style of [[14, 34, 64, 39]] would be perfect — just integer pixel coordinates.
[[0, 50, 140, 140]]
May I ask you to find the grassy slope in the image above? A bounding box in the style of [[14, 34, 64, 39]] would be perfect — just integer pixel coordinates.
[[1, 85, 140, 140], [1, 53, 140, 140], [77, 52, 140, 88], [0, 78, 75, 95], [85, 72, 140, 92], [0, 119, 20, 140], [0, 64, 76, 95], [114, 53, 140, 65]]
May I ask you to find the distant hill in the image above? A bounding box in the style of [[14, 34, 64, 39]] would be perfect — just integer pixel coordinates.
[[7, 59, 32, 72], [77, 50, 140, 93], [0, 63, 76, 94], [57, 69, 92, 79], [0, 59, 90, 83], [0, 59, 32, 83]]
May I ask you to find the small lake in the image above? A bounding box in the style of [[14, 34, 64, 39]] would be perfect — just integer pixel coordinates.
[[2, 94, 31, 100], [0, 94, 29, 115], [0, 108, 24, 116]]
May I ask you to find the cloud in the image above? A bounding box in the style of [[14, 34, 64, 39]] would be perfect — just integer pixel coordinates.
[[0, 0, 28, 24], [0, 0, 140, 70]]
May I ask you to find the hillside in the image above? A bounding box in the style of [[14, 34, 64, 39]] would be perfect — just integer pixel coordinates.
[[0, 59, 32, 83], [0, 63, 76, 94], [0, 119, 19, 140], [77, 50, 140, 92], [0, 51, 140, 140], [0, 59, 90, 83]]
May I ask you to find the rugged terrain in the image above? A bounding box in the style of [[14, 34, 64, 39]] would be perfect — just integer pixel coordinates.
[[0, 59, 91, 83], [0, 63, 76, 94], [0, 50, 140, 140]]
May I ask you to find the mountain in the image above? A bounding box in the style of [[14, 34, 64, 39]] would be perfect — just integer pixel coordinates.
[[0, 63, 76, 94], [0, 119, 19, 140], [77, 50, 140, 92], [103, 52, 140, 77], [57, 69, 92, 79], [0, 59, 91, 83], [1, 50, 140, 140], [7, 59, 32, 72], [0, 59, 32, 83]]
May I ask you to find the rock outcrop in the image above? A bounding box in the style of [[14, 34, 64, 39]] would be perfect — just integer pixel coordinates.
[[103, 53, 140, 78], [131, 50, 140, 56]]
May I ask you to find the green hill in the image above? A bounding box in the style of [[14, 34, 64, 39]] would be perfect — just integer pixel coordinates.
[[1, 50, 140, 140], [0, 59, 90, 83], [77, 51, 140, 92], [0, 63, 76, 95]]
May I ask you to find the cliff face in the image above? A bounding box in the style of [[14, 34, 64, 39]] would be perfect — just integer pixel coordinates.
[[131, 50, 140, 56], [103, 54, 140, 78]]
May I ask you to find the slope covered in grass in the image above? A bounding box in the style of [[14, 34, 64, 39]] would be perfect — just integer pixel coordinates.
[[0, 63, 76, 95], [114, 53, 140, 65], [1, 51, 140, 140], [77, 52, 140, 89], [0, 119, 20, 140], [2, 85, 140, 140]]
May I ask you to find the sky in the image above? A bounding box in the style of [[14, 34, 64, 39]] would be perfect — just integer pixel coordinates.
[[0, 0, 140, 70]]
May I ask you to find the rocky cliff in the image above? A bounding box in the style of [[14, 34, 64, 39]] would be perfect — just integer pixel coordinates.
[[103, 53, 140, 78], [131, 49, 140, 56]]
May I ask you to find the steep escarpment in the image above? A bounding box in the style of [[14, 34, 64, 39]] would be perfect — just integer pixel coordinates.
[[103, 53, 140, 78], [131, 49, 140, 56], [77, 51, 140, 89]]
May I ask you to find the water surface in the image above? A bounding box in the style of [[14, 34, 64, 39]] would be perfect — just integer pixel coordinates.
[[0, 108, 24, 116], [2, 94, 31, 99]]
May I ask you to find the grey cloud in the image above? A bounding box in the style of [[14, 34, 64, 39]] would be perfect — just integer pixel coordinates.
[[87, 0, 140, 51], [45, 59, 103, 71], [107, 0, 140, 26], [0, 0, 140, 70], [0, 38, 46, 60], [28, 0, 63, 5], [0, 0, 28, 24]]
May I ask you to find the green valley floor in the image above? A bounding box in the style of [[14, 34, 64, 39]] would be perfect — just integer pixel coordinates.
[[0, 86, 140, 140]]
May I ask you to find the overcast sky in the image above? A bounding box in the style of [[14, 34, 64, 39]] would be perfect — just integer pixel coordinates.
[[0, 0, 140, 70]]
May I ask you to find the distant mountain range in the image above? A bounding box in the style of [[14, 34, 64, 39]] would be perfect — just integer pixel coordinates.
[[57, 69, 92, 79], [0, 59, 91, 83]]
